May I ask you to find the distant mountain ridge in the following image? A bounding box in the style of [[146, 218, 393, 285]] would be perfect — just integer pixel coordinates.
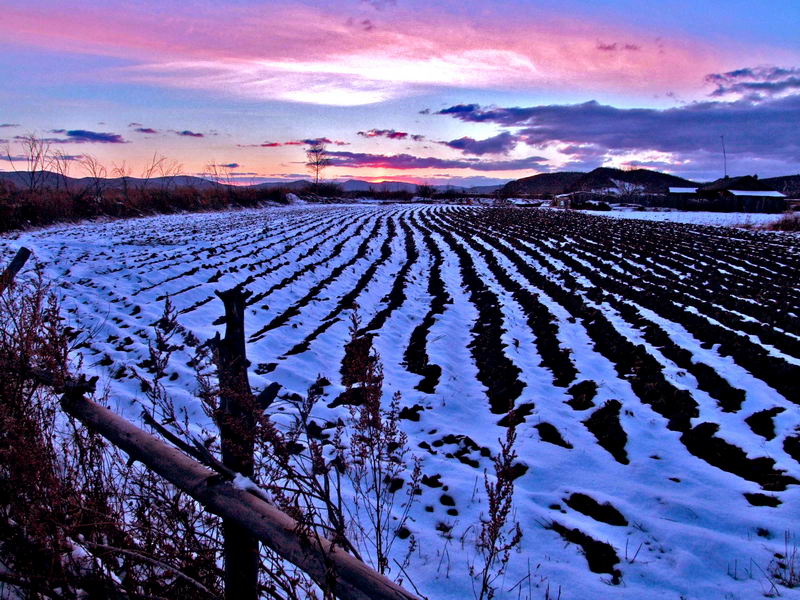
[[3, 168, 798, 197], [0, 171, 499, 194], [761, 174, 800, 196], [255, 178, 500, 193], [502, 167, 699, 196], [502, 172, 585, 196], [0, 171, 220, 191]]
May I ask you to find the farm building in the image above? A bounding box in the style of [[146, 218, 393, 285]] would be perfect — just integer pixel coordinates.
[[552, 190, 615, 208], [667, 187, 700, 210], [668, 176, 787, 212]]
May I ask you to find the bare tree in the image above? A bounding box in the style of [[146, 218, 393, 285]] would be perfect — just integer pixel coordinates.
[[306, 141, 330, 189], [204, 163, 234, 205], [139, 152, 168, 195], [157, 157, 184, 194], [416, 184, 435, 198], [112, 160, 133, 204], [613, 179, 644, 204], [79, 153, 107, 200], [52, 150, 92, 203], [3, 134, 52, 193], [49, 150, 72, 192], [205, 162, 234, 187]]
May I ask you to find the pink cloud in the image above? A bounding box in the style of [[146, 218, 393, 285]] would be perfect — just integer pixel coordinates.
[[242, 138, 348, 148], [358, 129, 425, 141], [0, 3, 731, 105]]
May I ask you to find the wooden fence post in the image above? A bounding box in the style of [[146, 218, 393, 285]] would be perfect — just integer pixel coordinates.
[[0, 247, 32, 295], [212, 285, 259, 600]]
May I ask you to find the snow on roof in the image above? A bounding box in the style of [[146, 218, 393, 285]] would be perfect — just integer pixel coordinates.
[[669, 187, 697, 193], [728, 189, 785, 197]]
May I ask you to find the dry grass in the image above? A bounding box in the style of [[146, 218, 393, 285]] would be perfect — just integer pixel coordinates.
[[766, 212, 800, 232], [0, 182, 291, 233], [0, 275, 431, 598], [0, 273, 223, 599]]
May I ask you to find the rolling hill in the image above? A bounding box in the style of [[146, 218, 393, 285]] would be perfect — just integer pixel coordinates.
[[503, 167, 698, 196]]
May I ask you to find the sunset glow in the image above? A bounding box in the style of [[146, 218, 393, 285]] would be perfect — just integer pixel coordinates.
[[2, 0, 798, 185]]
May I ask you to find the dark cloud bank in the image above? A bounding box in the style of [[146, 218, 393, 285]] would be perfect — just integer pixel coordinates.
[[40, 129, 127, 144], [432, 66, 800, 178], [326, 150, 547, 171]]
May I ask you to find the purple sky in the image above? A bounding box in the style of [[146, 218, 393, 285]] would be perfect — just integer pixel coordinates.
[[1, 0, 798, 185]]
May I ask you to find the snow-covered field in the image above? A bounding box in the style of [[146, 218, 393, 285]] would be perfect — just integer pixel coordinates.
[[3, 204, 800, 599], [582, 207, 788, 227]]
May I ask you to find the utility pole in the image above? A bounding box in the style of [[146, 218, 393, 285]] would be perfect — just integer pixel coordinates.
[[721, 135, 728, 178]]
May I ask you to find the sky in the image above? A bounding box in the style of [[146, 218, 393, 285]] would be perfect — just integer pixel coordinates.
[[0, 0, 799, 186]]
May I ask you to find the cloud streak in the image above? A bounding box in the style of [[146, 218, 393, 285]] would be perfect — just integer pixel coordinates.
[[28, 130, 128, 144], [596, 41, 640, 52], [175, 130, 204, 137], [358, 129, 424, 141], [706, 65, 800, 99], [244, 138, 348, 147], [441, 132, 518, 155], [2, 153, 82, 162], [326, 150, 547, 171]]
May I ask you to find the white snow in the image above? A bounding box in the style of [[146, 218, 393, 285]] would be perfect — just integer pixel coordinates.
[[3, 203, 799, 600], [577, 207, 788, 227]]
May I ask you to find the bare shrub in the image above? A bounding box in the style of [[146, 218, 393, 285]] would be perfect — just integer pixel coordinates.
[[0, 265, 426, 598], [768, 531, 800, 590], [470, 425, 523, 600], [3, 134, 52, 193], [0, 270, 223, 599], [255, 313, 422, 583], [345, 386, 422, 575], [767, 212, 800, 232]]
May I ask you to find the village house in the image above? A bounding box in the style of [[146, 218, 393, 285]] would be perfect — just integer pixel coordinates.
[[668, 175, 787, 212]]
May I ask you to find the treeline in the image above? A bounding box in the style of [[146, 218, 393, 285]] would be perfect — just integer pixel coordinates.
[[0, 136, 505, 232], [0, 135, 296, 232], [0, 180, 292, 232], [311, 182, 491, 202]]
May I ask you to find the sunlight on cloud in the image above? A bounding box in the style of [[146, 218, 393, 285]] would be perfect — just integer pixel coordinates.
[[121, 49, 538, 106], [602, 150, 687, 170]]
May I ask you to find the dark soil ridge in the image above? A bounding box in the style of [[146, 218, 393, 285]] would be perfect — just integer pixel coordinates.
[[454, 209, 798, 490], [285, 214, 399, 356], [246, 214, 362, 310], [360, 214, 419, 333], [248, 216, 378, 341], [564, 493, 628, 527], [420, 212, 525, 414], [547, 521, 622, 584], [435, 210, 577, 388], [402, 213, 452, 394]]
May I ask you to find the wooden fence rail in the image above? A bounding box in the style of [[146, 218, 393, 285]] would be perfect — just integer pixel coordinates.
[[57, 378, 419, 600], [2, 250, 419, 600]]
